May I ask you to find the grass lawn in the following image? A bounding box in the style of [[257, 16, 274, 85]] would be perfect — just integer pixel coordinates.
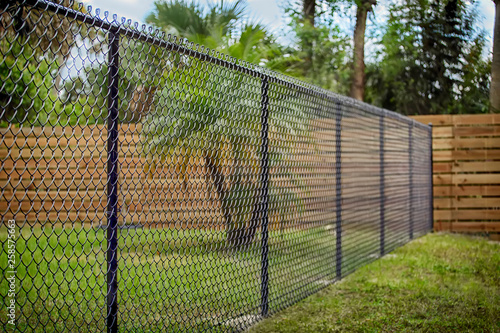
[[1, 225, 342, 332], [248, 233, 500, 333]]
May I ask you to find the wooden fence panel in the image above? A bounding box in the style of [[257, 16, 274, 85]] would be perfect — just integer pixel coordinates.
[[0, 122, 340, 230], [412, 114, 500, 234], [4, 115, 496, 235]]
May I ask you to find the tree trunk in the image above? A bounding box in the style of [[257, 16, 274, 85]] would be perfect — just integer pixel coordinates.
[[204, 154, 244, 249], [53, 54, 65, 98], [350, 0, 376, 101], [491, 0, 500, 112], [241, 185, 261, 249], [129, 85, 157, 122], [303, 0, 315, 26], [302, 0, 315, 72]]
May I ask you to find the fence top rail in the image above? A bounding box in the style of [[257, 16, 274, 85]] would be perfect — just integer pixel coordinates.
[[18, 0, 430, 132]]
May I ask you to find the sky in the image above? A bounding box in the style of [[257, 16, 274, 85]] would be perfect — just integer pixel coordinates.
[[81, 0, 285, 33], [81, 0, 496, 51]]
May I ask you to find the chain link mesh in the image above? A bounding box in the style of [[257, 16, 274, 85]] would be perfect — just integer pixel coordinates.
[[1, 1, 433, 332]]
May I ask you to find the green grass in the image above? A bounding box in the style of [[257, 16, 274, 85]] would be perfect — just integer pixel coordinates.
[[5, 227, 494, 332], [0, 225, 341, 332], [249, 233, 500, 333]]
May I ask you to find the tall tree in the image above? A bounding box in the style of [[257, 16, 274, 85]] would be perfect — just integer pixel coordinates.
[[365, 0, 490, 114], [302, 0, 316, 70], [349, 0, 376, 101], [278, 0, 353, 92], [271, 14, 351, 93], [491, 0, 500, 112], [303, 0, 316, 26]]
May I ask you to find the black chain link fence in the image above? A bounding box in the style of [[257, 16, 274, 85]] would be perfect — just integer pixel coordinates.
[[1, 1, 433, 332]]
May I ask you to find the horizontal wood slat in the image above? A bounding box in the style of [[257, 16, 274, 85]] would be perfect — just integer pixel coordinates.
[[434, 198, 500, 209], [433, 162, 500, 173], [433, 174, 500, 185], [433, 185, 500, 197], [433, 138, 500, 149], [434, 210, 500, 221], [435, 222, 500, 232], [433, 149, 500, 161]]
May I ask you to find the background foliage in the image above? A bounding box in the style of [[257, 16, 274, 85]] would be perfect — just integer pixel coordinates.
[[0, 0, 493, 123]]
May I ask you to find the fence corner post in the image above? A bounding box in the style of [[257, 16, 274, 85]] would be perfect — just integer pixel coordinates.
[[379, 116, 385, 256], [107, 29, 120, 333], [335, 100, 342, 279], [260, 77, 270, 317], [409, 124, 413, 240], [428, 123, 434, 233]]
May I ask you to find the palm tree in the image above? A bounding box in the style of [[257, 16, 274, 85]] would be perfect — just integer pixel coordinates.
[[146, 0, 246, 48], [142, 56, 310, 249], [133, 0, 260, 123], [141, 0, 310, 250]]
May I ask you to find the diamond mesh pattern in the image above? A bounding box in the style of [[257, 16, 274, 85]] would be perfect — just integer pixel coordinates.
[[0, 1, 433, 332]]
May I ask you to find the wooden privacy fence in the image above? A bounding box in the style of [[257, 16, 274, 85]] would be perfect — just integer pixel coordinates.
[[1, 116, 419, 230], [412, 114, 500, 235], [4, 114, 497, 235], [0, 124, 238, 227]]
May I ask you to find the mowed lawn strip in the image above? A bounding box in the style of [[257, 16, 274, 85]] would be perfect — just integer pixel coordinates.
[[248, 233, 500, 333]]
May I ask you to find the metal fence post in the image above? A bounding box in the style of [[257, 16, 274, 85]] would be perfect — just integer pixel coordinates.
[[379, 116, 385, 256], [260, 77, 270, 317], [409, 124, 413, 240], [335, 101, 342, 279], [107, 29, 120, 333], [428, 123, 434, 232]]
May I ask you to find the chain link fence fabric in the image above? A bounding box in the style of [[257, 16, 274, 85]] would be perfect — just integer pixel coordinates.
[[0, 1, 433, 332]]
